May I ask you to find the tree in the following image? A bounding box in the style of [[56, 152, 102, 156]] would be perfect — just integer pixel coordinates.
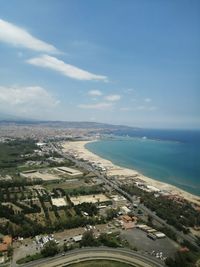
[[7, 245, 14, 258], [98, 233, 119, 248], [80, 231, 98, 247], [165, 251, 196, 267], [41, 241, 59, 257], [106, 208, 118, 220]]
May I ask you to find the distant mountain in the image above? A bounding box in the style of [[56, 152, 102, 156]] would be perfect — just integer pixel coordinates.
[[0, 112, 29, 121], [0, 115, 138, 131], [32, 121, 138, 130]]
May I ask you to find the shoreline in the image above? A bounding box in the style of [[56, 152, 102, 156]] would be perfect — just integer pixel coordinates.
[[62, 140, 200, 206]]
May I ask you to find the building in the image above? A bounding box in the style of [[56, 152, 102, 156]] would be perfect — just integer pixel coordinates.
[[120, 215, 138, 230], [121, 215, 132, 223], [154, 232, 166, 239], [146, 185, 160, 193], [111, 195, 127, 208], [56, 167, 83, 177], [0, 235, 12, 253], [121, 206, 131, 214], [73, 235, 83, 242]]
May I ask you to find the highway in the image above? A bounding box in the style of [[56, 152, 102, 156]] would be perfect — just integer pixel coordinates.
[[53, 143, 199, 250], [20, 247, 165, 267]]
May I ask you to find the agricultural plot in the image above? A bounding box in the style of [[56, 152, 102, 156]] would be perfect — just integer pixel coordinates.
[[44, 180, 89, 191]]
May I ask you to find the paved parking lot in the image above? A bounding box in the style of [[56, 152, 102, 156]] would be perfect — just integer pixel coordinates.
[[12, 224, 109, 264], [121, 228, 179, 258]]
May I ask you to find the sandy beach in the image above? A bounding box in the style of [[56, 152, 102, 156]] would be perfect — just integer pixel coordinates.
[[62, 140, 200, 206]]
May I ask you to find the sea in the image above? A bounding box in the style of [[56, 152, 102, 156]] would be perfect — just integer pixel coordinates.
[[86, 129, 200, 196]]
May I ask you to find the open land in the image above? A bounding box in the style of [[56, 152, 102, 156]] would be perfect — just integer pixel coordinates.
[[70, 194, 110, 205]]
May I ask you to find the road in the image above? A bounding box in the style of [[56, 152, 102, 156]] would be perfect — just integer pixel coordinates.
[[53, 143, 199, 250], [20, 247, 165, 267]]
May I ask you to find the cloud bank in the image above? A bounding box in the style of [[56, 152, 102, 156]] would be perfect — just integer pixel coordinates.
[[0, 85, 59, 116], [105, 94, 121, 101], [88, 90, 102, 96], [78, 102, 113, 110], [0, 19, 58, 53], [27, 55, 108, 81]]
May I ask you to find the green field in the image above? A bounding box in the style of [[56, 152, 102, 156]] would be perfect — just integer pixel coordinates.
[[67, 260, 134, 267], [0, 140, 37, 175], [44, 181, 86, 191]]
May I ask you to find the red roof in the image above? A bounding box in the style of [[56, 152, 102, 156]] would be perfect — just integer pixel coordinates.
[[179, 247, 190, 253], [0, 235, 12, 252]]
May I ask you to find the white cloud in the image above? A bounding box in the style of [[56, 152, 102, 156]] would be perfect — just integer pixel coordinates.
[[120, 107, 132, 111], [134, 105, 158, 111], [78, 102, 113, 110], [0, 19, 58, 53], [0, 85, 59, 116], [88, 90, 102, 96], [126, 88, 135, 93], [149, 106, 158, 111], [27, 54, 108, 81], [136, 105, 146, 110], [144, 98, 152, 102], [104, 94, 121, 102]]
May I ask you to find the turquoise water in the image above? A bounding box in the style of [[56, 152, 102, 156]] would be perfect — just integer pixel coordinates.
[[86, 135, 200, 196]]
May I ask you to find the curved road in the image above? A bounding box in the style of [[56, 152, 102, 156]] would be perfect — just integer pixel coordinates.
[[20, 248, 165, 267]]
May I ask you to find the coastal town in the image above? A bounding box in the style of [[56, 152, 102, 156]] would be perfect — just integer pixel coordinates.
[[0, 123, 200, 267]]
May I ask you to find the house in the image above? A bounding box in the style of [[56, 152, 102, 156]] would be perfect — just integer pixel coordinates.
[[0, 235, 12, 253], [121, 215, 132, 223]]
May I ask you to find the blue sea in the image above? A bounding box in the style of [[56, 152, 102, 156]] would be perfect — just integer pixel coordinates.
[[86, 129, 200, 196]]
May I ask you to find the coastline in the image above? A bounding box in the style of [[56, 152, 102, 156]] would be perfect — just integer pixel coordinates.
[[62, 140, 200, 206]]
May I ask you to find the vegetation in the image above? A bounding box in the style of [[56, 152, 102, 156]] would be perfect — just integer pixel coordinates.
[[0, 139, 107, 238], [64, 185, 102, 196], [106, 208, 118, 220], [16, 253, 43, 264], [122, 184, 200, 231], [165, 250, 200, 267], [74, 202, 98, 216], [80, 231, 99, 247], [41, 240, 59, 257], [0, 139, 37, 169], [80, 231, 120, 248]]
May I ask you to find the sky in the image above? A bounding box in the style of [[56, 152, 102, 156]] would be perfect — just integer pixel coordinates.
[[0, 0, 199, 129]]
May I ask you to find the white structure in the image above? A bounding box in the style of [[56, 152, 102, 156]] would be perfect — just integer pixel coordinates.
[[121, 206, 131, 214], [146, 185, 160, 193], [36, 142, 46, 147], [154, 232, 166, 238], [73, 235, 83, 242], [56, 167, 83, 177], [111, 195, 127, 208]]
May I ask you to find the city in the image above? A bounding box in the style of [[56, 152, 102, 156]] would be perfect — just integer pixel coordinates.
[[0, 123, 199, 267], [0, 1, 199, 266]]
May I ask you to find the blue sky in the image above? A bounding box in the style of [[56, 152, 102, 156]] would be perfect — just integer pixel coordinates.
[[0, 0, 199, 128]]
